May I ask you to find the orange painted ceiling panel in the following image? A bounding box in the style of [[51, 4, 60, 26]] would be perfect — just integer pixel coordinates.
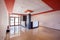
[[42, 0, 60, 10], [4, 0, 15, 13]]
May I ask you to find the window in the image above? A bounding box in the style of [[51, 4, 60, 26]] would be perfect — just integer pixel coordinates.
[[10, 17, 14, 25]]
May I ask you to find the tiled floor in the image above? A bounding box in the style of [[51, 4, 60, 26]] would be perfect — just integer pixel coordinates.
[[6, 26, 60, 40]]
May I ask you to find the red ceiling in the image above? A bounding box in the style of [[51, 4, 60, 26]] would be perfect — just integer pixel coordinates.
[[4, 0, 15, 13], [42, 0, 60, 10]]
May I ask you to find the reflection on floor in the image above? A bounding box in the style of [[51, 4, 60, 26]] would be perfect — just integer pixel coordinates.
[[6, 26, 60, 40], [10, 26, 26, 38]]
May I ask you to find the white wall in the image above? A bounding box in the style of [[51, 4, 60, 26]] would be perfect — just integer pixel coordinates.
[[0, 11, 1, 26], [0, 0, 8, 40], [32, 10, 60, 30]]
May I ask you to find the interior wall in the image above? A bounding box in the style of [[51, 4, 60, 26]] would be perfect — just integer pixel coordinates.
[[0, 0, 8, 40], [31, 10, 60, 30], [0, 11, 1, 26]]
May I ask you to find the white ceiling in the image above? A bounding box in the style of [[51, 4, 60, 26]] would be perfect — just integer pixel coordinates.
[[13, 0, 53, 14]]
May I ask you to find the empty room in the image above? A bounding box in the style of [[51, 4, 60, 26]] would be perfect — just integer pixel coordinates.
[[0, 0, 60, 40]]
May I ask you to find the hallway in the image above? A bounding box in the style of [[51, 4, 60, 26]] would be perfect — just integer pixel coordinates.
[[6, 26, 60, 40]]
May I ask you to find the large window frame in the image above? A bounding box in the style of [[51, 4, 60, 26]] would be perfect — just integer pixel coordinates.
[[9, 14, 20, 26]]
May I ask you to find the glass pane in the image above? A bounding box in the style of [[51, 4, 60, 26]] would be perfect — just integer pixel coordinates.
[[10, 22, 14, 25], [33, 21, 38, 27], [10, 18, 14, 25], [15, 18, 18, 25], [10, 18, 14, 22], [15, 18, 18, 22], [15, 22, 18, 25]]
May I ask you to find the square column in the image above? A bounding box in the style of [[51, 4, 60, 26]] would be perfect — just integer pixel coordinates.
[[26, 14, 31, 29]]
